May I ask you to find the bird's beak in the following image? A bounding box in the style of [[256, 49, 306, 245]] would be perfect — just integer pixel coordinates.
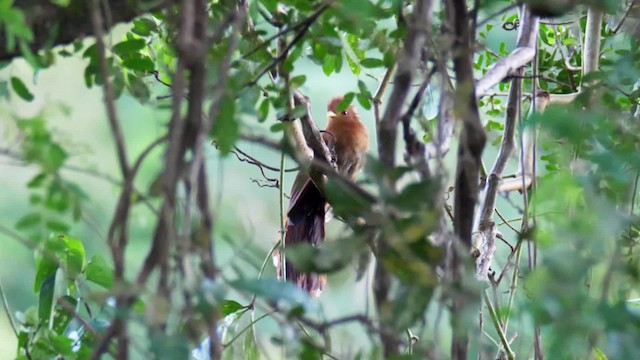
[[327, 111, 337, 119]]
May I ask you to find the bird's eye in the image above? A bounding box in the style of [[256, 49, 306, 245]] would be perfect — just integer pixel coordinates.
[[341, 111, 348, 116]]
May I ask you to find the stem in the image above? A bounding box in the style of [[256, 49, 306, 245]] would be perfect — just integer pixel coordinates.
[[279, 146, 286, 281], [0, 277, 18, 336], [222, 311, 273, 347], [483, 291, 515, 360], [503, 239, 523, 332], [373, 64, 396, 125]]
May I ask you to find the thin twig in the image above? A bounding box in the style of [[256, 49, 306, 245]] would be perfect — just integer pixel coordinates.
[[0, 276, 18, 336], [373, 65, 396, 125], [222, 311, 274, 347], [245, 4, 329, 87], [89, 0, 129, 178], [482, 291, 515, 360], [242, 3, 328, 60], [233, 146, 299, 173], [612, 0, 637, 34]]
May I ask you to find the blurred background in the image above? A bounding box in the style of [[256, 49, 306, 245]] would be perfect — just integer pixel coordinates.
[[0, 16, 521, 358]]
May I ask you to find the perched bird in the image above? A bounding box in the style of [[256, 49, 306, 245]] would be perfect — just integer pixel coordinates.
[[273, 96, 369, 296]]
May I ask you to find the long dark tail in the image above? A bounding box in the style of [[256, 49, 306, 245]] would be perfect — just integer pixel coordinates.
[[276, 178, 327, 296]]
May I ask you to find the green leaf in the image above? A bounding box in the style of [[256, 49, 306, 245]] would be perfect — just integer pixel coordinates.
[[336, 92, 355, 111], [113, 39, 146, 57], [27, 172, 47, 188], [49, 332, 74, 356], [322, 55, 335, 76], [345, 52, 361, 75], [60, 236, 86, 280], [360, 58, 385, 68], [34, 237, 62, 292], [122, 56, 155, 72], [52, 295, 76, 334], [212, 95, 238, 154], [45, 220, 69, 233], [346, 34, 365, 60], [258, 98, 270, 122], [221, 300, 244, 316], [229, 278, 316, 312], [287, 236, 366, 274], [126, 75, 150, 103], [594, 348, 608, 360], [356, 93, 371, 110], [270, 122, 284, 132], [38, 274, 56, 326], [357, 80, 371, 97], [299, 339, 322, 360], [86, 254, 114, 288], [16, 212, 42, 230], [50, 0, 71, 7], [244, 324, 260, 360], [11, 76, 34, 101], [131, 18, 158, 36], [290, 74, 306, 88]]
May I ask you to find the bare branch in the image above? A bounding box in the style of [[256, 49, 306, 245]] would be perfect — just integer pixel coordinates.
[[373, 65, 396, 125], [447, 0, 487, 357], [401, 67, 437, 178], [475, 68, 522, 280], [374, 0, 433, 357], [291, 90, 336, 190], [475, 8, 539, 97], [89, 0, 129, 179], [246, 4, 329, 87], [583, 8, 603, 78], [377, 0, 433, 176]]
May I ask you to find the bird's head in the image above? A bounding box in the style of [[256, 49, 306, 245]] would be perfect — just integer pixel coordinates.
[[326, 96, 361, 124]]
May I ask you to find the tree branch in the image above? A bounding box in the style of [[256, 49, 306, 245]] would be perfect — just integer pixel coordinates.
[[446, 0, 488, 357], [374, 0, 433, 357], [1, 1, 164, 61], [377, 0, 433, 178], [476, 69, 522, 280], [475, 8, 539, 97]]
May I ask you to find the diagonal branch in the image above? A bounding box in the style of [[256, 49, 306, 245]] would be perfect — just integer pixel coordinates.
[[475, 8, 539, 97]]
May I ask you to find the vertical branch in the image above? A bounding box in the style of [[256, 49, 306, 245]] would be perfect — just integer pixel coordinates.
[[475, 70, 522, 280], [446, 0, 487, 358], [582, 8, 603, 79], [377, 0, 433, 178], [89, 0, 129, 179], [89, 1, 132, 358], [374, 0, 433, 357], [200, 6, 244, 359], [476, 5, 539, 279], [137, 0, 192, 287]]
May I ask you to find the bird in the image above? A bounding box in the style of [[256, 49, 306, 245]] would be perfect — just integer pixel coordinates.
[[272, 96, 369, 296]]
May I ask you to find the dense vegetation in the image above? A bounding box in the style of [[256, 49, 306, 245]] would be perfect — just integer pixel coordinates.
[[1, 0, 640, 359]]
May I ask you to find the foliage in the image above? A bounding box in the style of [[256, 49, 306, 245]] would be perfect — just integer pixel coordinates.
[[1, 0, 640, 359]]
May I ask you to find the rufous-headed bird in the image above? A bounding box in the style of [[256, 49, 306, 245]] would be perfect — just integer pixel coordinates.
[[273, 96, 369, 296]]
